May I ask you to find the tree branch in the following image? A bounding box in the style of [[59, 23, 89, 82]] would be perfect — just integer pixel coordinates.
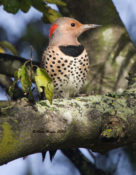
[[0, 53, 39, 77], [0, 74, 24, 99], [62, 149, 106, 175], [0, 79, 136, 165], [59, 0, 122, 25]]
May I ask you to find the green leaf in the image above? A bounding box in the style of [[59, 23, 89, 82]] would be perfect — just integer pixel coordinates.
[[2, 0, 20, 13], [9, 63, 34, 100], [31, 0, 62, 23], [0, 41, 18, 55], [44, 0, 66, 6], [0, 46, 5, 53], [20, 0, 31, 12], [1, 0, 64, 22], [42, 6, 62, 23], [9, 71, 18, 98], [18, 65, 32, 93], [31, 0, 46, 12], [35, 68, 54, 104]]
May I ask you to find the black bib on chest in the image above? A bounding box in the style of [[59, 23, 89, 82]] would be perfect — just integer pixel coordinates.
[[59, 45, 84, 57]]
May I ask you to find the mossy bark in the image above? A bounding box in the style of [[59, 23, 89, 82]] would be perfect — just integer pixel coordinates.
[[0, 78, 136, 165]]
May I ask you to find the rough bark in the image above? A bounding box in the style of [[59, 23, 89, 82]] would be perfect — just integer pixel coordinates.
[[0, 76, 136, 165]]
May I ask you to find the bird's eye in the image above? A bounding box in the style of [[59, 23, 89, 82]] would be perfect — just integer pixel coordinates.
[[71, 23, 75, 27]]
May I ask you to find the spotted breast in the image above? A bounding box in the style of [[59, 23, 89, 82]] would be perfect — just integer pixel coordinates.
[[42, 45, 89, 98]]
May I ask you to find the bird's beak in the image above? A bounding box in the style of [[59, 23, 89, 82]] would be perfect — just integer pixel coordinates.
[[82, 24, 102, 32]]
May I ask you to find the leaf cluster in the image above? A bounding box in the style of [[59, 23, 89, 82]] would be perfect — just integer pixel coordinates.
[[9, 61, 54, 104], [0, 0, 66, 23]]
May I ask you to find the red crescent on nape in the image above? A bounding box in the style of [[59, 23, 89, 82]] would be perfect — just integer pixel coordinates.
[[49, 24, 58, 38]]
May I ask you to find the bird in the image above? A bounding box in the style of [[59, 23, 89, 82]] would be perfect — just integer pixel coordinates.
[[41, 17, 101, 161], [42, 17, 100, 98]]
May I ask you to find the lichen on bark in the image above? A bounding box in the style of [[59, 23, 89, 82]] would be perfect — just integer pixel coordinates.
[[0, 74, 136, 164], [0, 122, 19, 161]]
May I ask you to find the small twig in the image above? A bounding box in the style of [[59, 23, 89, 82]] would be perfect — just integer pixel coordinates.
[[30, 45, 33, 83]]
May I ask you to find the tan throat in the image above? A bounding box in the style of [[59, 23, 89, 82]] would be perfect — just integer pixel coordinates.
[[49, 34, 80, 46]]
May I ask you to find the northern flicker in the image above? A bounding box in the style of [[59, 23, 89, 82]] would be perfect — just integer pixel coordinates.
[[42, 17, 100, 98]]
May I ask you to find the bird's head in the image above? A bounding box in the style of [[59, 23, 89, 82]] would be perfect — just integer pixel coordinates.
[[49, 17, 101, 46]]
